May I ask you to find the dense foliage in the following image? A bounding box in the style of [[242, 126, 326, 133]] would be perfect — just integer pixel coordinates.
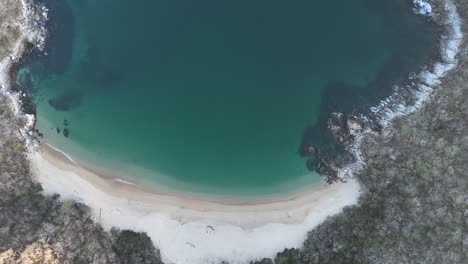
[[258, 1, 468, 263], [1, 0, 466, 263]]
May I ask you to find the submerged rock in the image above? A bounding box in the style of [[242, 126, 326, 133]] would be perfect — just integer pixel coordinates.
[[48, 89, 83, 111], [63, 127, 69, 137]]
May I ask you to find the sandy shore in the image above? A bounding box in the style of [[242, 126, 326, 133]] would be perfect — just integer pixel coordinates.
[[10, 0, 462, 263], [30, 144, 361, 264]]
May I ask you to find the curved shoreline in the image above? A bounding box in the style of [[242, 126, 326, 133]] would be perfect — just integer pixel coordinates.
[[43, 141, 323, 203], [30, 144, 360, 264], [1, 2, 361, 262], [34, 143, 360, 215], [332, 0, 463, 182], [0, 0, 464, 263], [0, 0, 47, 147]]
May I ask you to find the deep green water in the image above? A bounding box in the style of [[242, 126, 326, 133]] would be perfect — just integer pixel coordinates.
[[21, 0, 437, 197]]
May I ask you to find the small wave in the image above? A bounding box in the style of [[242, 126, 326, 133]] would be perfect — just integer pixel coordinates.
[[3, 0, 463, 188], [0, 0, 48, 150], [113, 178, 142, 188], [45, 143, 78, 165], [335, 0, 463, 181]]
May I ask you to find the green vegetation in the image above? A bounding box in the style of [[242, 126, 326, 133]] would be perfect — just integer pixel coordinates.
[[0, 0, 467, 263], [0, 1, 163, 259], [12, 142, 22, 153], [0, 0, 25, 58], [253, 1, 468, 262]]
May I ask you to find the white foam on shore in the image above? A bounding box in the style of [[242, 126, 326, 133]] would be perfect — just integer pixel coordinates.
[[0, 4, 31, 147], [414, 0, 433, 15], [45, 143, 78, 165], [5, 0, 463, 263], [112, 178, 142, 188], [336, 0, 463, 182], [0, 0, 48, 149], [375, 0, 462, 126], [31, 149, 361, 264]]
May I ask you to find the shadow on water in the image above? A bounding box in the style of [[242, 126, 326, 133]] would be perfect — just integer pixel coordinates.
[[298, 0, 440, 172], [11, 0, 76, 114], [16, 0, 441, 179], [16, 0, 125, 109], [48, 89, 83, 111], [76, 44, 126, 92], [44, 0, 126, 92], [40, 0, 75, 75]]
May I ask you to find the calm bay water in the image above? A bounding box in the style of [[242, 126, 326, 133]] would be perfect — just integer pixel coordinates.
[[21, 0, 437, 197]]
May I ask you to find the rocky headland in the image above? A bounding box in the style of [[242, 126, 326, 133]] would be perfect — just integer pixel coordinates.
[[0, 0, 467, 263], [265, 0, 468, 262]]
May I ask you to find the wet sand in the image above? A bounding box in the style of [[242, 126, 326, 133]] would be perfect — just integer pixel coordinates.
[[31, 144, 361, 263]]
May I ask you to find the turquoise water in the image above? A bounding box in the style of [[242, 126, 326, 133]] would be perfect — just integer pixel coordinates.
[[21, 0, 437, 197]]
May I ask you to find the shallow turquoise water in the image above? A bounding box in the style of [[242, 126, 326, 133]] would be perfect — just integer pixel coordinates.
[[22, 0, 437, 197]]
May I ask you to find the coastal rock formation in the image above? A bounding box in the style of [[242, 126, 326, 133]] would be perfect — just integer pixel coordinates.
[[314, 0, 464, 185], [0, 0, 467, 264], [315, 113, 365, 184], [0, 2, 166, 264], [0, 95, 113, 263], [1, 94, 162, 261], [257, 0, 468, 263]]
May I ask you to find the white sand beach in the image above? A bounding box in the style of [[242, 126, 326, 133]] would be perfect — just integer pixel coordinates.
[[8, 0, 463, 263], [30, 144, 361, 264]]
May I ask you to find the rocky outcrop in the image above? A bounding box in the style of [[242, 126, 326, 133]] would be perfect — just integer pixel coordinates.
[[256, 0, 468, 263], [0, 1, 166, 263], [315, 113, 367, 184], [1, 93, 163, 262], [1, 0, 467, 263]]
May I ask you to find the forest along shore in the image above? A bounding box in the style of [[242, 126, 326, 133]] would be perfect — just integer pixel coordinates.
[[0, 0, 466, 263], [31, 142, 360, 263]]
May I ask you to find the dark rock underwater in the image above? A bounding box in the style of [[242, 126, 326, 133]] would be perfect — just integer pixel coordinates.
[[0, 0, 467, 263], [16, 0, 439, 194]]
